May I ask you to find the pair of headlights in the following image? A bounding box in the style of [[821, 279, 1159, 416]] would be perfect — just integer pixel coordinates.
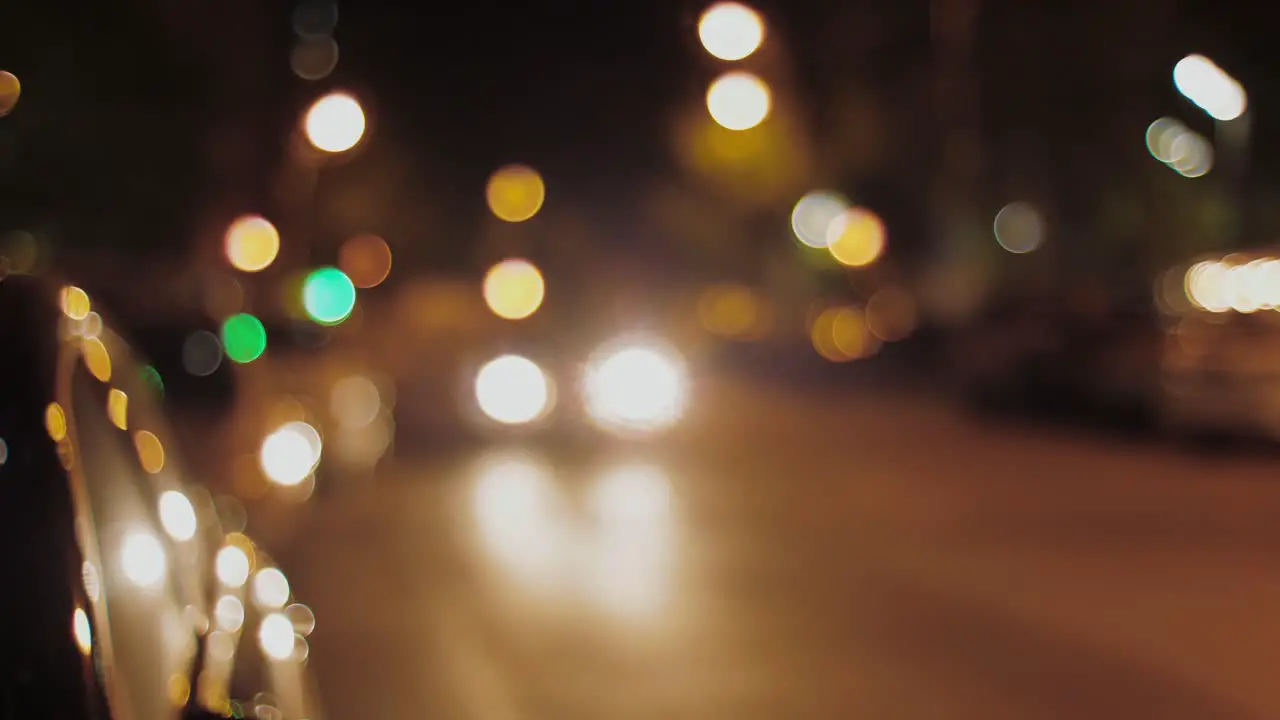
[[474, 338, 689, 436]]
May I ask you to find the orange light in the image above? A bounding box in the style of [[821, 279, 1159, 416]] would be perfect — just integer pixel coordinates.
[[338, 234, 393, 289], [224, 215, 281, 273]]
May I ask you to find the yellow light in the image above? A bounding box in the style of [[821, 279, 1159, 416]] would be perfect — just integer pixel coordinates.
[[698, 2, 765, 61], [304, 91, 366, 153], [81, 337, 112, 383], [134, 430, 165, 474], [60, 286, 91, 321], [485, 164, 546, 223], [483, 258, 545, 320], [45, 402, 67, 442], [706, 71, 771, 131], [224, 215, 281, 272], [826, 208, 886, 267], [107, 389, 128, 430], [0, 71, 19, 117]]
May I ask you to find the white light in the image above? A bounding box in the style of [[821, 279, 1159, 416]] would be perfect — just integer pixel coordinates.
[[304, 92, 366, 152], [791, 191, 849, 248], [472, 455, 566, 587], [259, 421, 322, 487], [474, 355, 551, 425], [73, 607, 93, 655], [698, 2, 765, 61], [252, 567, 291, 609], [215, 545, 251, 588], [583, 341, 687, 435], [157, 490, 198, 541], [705, 71, 771, 131], [121, 530, 166, 589], [258, 613, 297, 661], [214, 594, 245, 632], [1173, 54, 1247, 122]]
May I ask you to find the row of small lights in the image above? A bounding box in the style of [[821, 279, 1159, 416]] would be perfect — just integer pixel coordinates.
[[51, 287, 316, 701]]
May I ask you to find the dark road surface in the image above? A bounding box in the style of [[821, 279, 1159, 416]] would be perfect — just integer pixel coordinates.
[[251, 376, 1280, 719]]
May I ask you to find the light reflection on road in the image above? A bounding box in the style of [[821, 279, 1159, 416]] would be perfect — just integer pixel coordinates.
[[469, 450, 677, 620]]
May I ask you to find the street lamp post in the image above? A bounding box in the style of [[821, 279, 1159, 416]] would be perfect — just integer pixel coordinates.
[[1173, 54, 1250, 245]]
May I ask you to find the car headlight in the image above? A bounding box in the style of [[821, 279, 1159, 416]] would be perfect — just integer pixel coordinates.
[[475, 354, 553, 425], [582, 339, 687, 435]]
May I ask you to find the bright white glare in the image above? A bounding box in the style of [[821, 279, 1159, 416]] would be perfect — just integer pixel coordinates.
[[698, 2, 765, 61], [260, 421, 322, 487], [121, 530, 166, 589], [216, 545, 251, 588], [587, 465, 674, 618], [705, 71, 771, 131], [472, 455, 566, 587], [583, 342, 687, 435], [304, 91, 366, 152], [252, 567, 291, 609], [791, 191, 849, 248], [475, 355, 551, 425], [158, 490, 198, 541], [73, 608, 93, 655], [1174, 54, 1247, 122], [214, 594, 245, 633], [258, 613, 297, 661]]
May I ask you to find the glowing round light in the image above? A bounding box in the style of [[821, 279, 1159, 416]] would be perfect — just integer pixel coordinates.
[[0, 72, 19, 117], [73, 608, 92, 655], [791, 191, 849, 248], [252, 567, 291, 609], [45, 402, 67, 442], [475, 355, 551, 425], [257, 613, 297, 661], [82, 337, 112, 382], [698, 2, 765, 61], [158, 490, 198, 541], [706, 71, 771, 131], [302, 266, 357, 325], [221, 313, 268, 364], [330, 375, 382, 429], [134, 430, 165, 474], [60, 286, 91, 320], [583, 342, 687, 434], [216, 544, 252, 588], [338, 234, 393, 288], [826, 208, 886, 267], [1173, 54, 1247, 122], [107, 388, 128, 430], [993, 202, 1046, 254], [214, 595, 245, 633], [121, 530, 166, 589], [485, 165, 546, 223], [223, 215, 280, 272], [304, 91, 366, 153], [483, 258, 545, 320], [259, 421, 322, 487]]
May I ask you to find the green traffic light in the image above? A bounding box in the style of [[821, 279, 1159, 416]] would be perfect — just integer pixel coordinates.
[[302, 266, 357, 325], [221, 313, 268, 363]]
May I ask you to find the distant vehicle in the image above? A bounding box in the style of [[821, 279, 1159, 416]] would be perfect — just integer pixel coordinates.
[[953, 287, 1162, 426], [1156, 251, 1280, 440]]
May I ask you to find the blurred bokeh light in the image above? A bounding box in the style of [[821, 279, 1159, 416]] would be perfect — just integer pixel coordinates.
[[182, 331, 223, 377], [338, 234, 393, 289], [224, 215, 281, 272], [583, 341, 687, 435], [706, 71, 771, 131], [865, 287, 919, 342], [1173, 54, 1247, 122], [826, 207, 886, 267], [291, 36, 339, 81], [811, 305, 879, 362], [120, 530, 166, 589], [475, 355, 552, 425], [0, 71, 19, 116], [696, 283, 772, 340], [993, 202, 1046, 254], [260, 421, 322, 487], [220, 313, 268, 364], [486, 165, 546, 223], [302, 267, 357, 325], [483, 258, 545, 320], [304, 91, 366, 153], [791, 191, 849, 248], [698, 2, 765, 61]]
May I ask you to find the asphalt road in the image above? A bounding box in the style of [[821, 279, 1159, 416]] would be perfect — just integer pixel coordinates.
[[256, 375, 1280, 719]]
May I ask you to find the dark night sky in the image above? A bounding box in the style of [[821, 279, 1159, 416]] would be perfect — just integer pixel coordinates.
[[3, 0, 1280, 275]]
